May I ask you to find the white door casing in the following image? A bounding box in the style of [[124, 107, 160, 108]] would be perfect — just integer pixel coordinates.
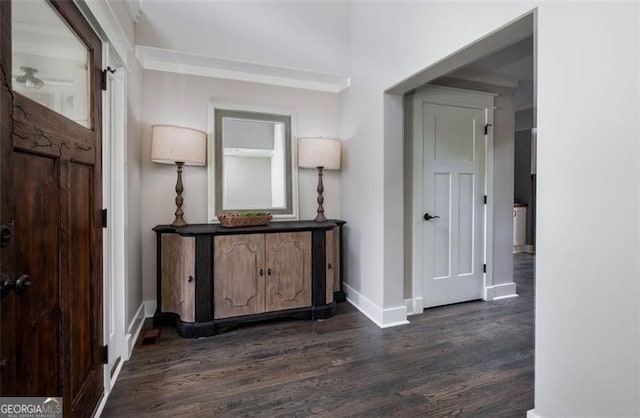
[[102, 45, 127, 393], [411, 86, 495, 310]]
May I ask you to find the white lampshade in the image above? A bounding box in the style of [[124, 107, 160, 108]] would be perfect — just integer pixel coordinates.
[[298, 137, 341, 170], [151, 125, 207, 166]]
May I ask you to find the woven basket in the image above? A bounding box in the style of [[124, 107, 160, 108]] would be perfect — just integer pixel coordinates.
[[218, 213, 272, 228]]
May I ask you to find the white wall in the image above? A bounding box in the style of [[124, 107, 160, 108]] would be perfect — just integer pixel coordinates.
[[125, 50, 143, 326], [140, 71, 341, 302], [536, 3, 638, 415], [136, 1, 350, 76], [342, 1, 639, 415], [106, 0, 135, 46], [342, 0, 534, 322], [91, 0, 143, 334]]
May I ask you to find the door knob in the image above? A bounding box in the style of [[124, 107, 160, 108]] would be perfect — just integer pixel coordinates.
[[1, 274, 14, 298], [0, 273, 30, 297], [424, 213, 440, 221], [0, 224, 12, 248], [14, 274, 31, 294]]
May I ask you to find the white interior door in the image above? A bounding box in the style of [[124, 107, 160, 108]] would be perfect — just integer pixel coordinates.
[[422, 102, 486, 308]]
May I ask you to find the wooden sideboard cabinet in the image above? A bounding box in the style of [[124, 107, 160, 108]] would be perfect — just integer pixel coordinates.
[[153, 220, 346, 337]]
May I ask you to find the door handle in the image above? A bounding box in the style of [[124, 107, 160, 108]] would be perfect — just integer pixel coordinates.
[[14, 274, 31, 294], [424, 213, 440, 221], [0, 273, 30, 297], [0, 224, 12, 248], [1, 274, 14, 298]]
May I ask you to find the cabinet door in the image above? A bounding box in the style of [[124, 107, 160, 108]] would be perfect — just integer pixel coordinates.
[[265, 232, 312, 312], [214, 234, 265, 318], [161, 234, 196, 322]]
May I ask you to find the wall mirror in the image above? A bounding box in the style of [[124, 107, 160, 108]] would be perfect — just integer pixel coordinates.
[[208, 106, 299, 221]]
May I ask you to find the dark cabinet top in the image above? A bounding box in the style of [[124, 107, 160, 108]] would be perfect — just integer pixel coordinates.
[[153, 219, 346, 236]]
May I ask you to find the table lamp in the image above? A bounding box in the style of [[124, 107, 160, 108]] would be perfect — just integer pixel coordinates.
[[298, 137, 341, 222], [151, 124, 207, 227]]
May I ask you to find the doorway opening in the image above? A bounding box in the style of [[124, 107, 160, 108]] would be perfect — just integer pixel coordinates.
[[387, 8, 537, 414], [385, 10, 536, 313], [428, 33, 536, 305]]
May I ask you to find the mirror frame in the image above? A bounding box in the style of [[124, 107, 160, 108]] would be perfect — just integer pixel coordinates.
[[207, 104, 299, 222]]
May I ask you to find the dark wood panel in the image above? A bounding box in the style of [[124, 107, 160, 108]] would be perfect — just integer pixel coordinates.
[[153, 220, 339, 236], [311, 229, 326, 307], [12, 94, 95, 163], [12, 153, 60, 396], [104, 255, 534, 417], [0, 0, 16, 396], [67, 163, 92, 399], [0, 1, 104, 415], [195, 235, 213, 322], [334, 221, 347, 302], [325, 229, 335, 303]]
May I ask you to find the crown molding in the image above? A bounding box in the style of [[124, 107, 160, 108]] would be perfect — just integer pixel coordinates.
[[439, 71, 519, 89], [135, 46, 350, 93]]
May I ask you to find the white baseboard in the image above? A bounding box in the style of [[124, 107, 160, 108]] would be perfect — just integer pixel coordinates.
[[526, 409, 541, 418], [93, 356, 126, 417], [124, 302, 146, 360], [404, 296, 424, 315], [109, 359, 125, 391], [144, 299, 157, 318], [485, 282, 518, 300], [344, 283, 409, 328], [93, 393, 107, 418]]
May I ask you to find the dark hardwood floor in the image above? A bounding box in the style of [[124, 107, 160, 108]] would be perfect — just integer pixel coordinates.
[[103, 254, 534, 417]]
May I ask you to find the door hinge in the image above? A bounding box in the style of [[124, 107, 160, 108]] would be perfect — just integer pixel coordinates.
[[484, 123, 493, 135], [101, 208, 107, 228], [483, 195, 487, 204], [101, 345, 108, 364], [483, 264, 487, 273], [101, 66, 116, 91]]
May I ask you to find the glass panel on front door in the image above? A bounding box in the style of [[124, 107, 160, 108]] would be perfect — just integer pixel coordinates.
[[12, 0, 91, 128]]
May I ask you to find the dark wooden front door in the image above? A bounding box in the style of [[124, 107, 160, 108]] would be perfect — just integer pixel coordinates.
[[0, 1, 104, 416]]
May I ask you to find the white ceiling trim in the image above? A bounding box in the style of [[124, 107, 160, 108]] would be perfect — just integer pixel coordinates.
[[136, 46, 350, 94], [441, 72, 519, 89]]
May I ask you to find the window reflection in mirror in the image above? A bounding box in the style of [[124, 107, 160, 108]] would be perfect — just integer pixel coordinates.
[[210, 108, 297, 220]]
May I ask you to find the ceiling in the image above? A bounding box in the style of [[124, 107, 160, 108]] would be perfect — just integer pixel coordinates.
[[134, 0, 351, 92], [132, 2, 533, 100], [445, 36, 535, 110]]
